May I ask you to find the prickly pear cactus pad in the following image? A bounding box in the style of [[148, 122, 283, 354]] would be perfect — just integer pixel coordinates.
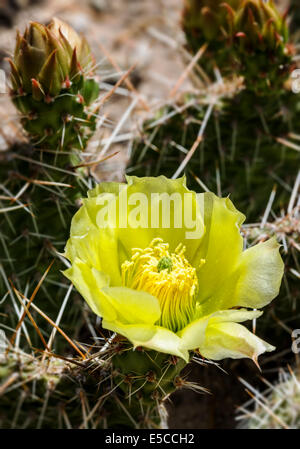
[[182, 0, 293, 93], [9, 18, 100, 151], [62, 175, 284, 425]]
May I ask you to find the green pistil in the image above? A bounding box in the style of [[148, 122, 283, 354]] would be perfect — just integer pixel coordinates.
[[157, 256, 173, 273]]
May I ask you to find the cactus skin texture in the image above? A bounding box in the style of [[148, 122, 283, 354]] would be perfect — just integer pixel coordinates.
[[105, 338, 187, 429], [9, 18, 99, 151], [182, 0, 293, 94]]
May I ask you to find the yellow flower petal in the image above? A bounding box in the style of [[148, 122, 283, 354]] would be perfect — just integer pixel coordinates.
[[235, 237, 284, 309], [196, 194, 283, 315], [118, 175, 205, 263], [63, 258, 114, 320], [179, 308, 262, 351], [102, 321, 157, 344], [177, 316, 209, 350], [102, 320, 189, 362], [63, 177, 284, 363], [64, 228, 121, 286], [199, 321, 275, 361], [195, 192, 245, 313], [101, 287, 160, 325]]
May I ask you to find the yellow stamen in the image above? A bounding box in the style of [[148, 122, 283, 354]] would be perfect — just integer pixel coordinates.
[[122, 238, 200, 332]]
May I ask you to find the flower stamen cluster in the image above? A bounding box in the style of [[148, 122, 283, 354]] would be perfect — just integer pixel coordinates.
[[122, 238, 202, 332]]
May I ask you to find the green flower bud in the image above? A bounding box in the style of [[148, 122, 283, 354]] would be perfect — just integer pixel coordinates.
[[182, 0, 241, 51], [233, 0, 292, 93], [234, 0, 288, 51], [10, 17, 95, 98], [9, 18, 100, 151], [182, 0, 293, 93]]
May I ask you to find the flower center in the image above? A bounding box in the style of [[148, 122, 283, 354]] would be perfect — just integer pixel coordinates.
[[121, 238, 199, 332], [157, 256, 173, 273]]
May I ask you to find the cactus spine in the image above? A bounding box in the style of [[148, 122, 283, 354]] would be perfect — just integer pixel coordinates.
[[9, 18, 99, 151], [126, 0, 300, 370], [237, 367, 300, 429], [0, 18, 191, 430], [128, 0, 299, 220], [0, 18, 100, 351], [0, 336, 190, 429]]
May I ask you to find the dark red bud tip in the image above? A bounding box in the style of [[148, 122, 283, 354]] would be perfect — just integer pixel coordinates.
[[257, 32, 263, 44], [274, 31, 282, 43], [76, 94, 84, 104], [63, 76, 72, 89], [170, 355, 179, 365], [45, 94, 54, 104], [247, 6, 255, 24], [282, 8, 289, 22], [31, 78, 39, 88], [235, 32, 247, 38], [220, 3, 235, 18]]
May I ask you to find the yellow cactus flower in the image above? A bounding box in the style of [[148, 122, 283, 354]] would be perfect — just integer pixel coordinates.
[[63, 176, 284, 363]]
